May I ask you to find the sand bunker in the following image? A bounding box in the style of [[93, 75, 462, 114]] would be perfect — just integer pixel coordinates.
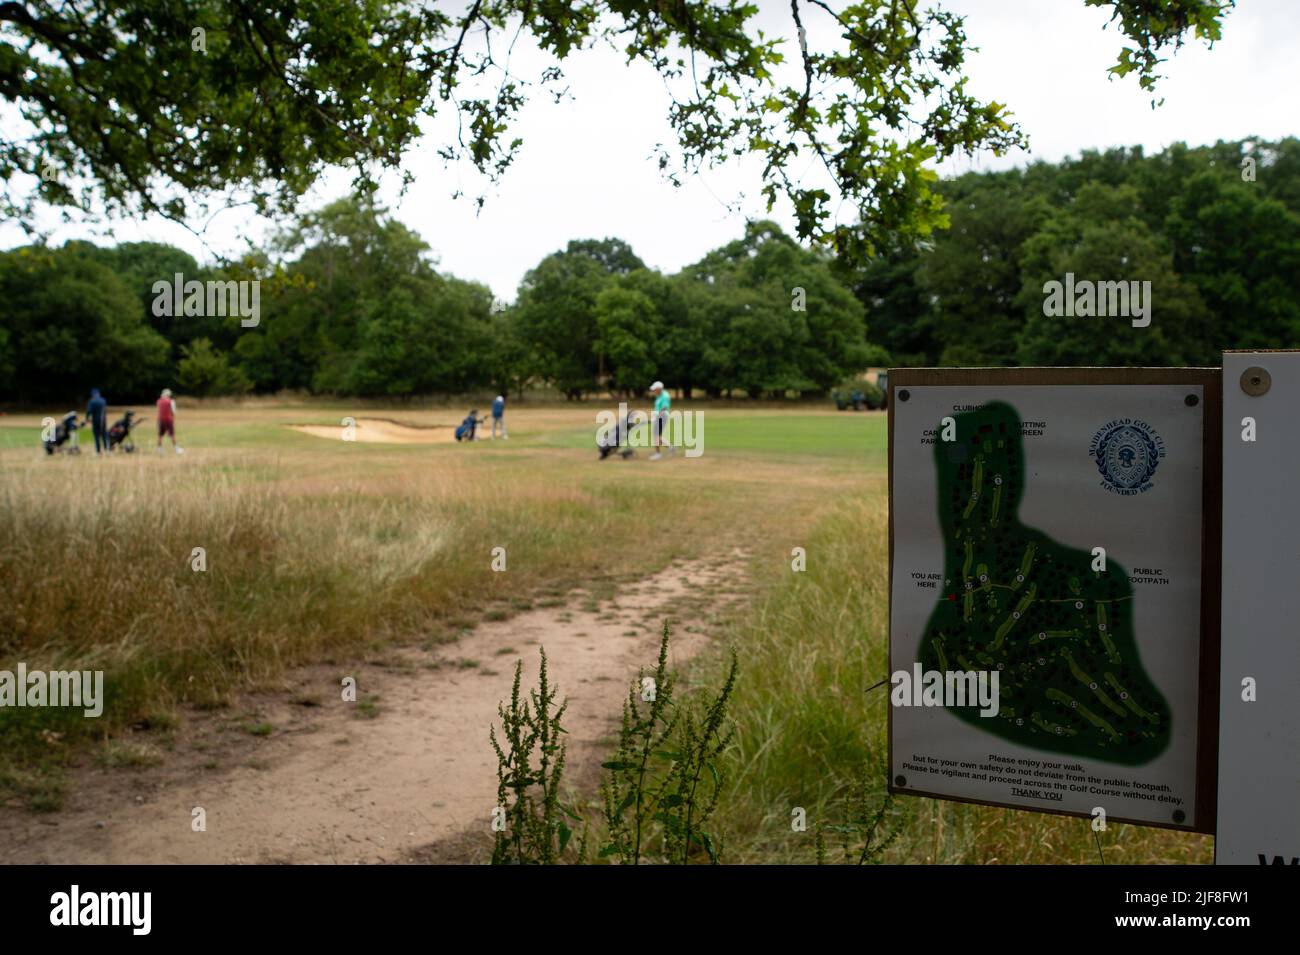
[[291, 417, 457, 444]]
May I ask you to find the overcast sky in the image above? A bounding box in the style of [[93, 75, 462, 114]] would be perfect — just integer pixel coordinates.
[[5, 0, 1297, 301]]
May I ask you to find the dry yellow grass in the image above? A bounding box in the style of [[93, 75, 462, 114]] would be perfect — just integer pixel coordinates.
[[0, 400, 845, 808]]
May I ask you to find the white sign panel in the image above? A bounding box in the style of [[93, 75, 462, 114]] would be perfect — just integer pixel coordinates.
[[889, 371, 1213, 830], [1217, 352, 1300, 864]]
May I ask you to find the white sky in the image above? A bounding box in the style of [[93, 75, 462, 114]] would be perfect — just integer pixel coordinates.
[[4, 0, 1298, 302]]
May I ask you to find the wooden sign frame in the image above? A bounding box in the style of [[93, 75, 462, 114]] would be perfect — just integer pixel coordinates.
[[885, 367, 1221, 833]]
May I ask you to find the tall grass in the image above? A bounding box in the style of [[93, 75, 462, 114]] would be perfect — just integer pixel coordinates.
[[704, 495, 1213, 864], [0, 450, 718, 807]]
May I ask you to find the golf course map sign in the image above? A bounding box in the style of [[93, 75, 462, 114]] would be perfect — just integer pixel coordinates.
[[887, 368, 1220, 832], [920, 400, 1171, 763]]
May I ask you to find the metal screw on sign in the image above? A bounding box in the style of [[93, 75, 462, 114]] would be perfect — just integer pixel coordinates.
[[1240, 366, 1271, 397]]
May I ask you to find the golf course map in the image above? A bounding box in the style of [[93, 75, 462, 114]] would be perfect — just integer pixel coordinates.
[[917, 401, 1171, 765]]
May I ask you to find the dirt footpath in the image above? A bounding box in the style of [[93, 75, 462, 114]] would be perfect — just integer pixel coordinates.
[[0, 553, 748, 864]]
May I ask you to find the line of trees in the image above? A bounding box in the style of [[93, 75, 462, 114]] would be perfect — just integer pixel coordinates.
[[0, 205, 876, 403], [842, 137, 1300, 367], [3, 136, 1298, 405]]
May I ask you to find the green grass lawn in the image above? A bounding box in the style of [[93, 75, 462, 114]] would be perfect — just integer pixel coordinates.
[[2, 404, 888, 455], [537, 408, 886, 458]]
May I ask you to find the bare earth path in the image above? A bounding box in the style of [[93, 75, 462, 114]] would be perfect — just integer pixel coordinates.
[[0, 553, 748, 864]]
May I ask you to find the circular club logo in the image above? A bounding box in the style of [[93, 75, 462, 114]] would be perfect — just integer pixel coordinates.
[[1089, 419, 1165, 495]]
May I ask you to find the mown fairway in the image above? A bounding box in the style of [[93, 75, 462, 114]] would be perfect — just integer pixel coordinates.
[[0, 400, 1209, 862]]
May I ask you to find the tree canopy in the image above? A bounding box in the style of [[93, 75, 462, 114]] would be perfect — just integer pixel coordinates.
[[0, 199, 876, 401], [3, 0, 1234, 261], [840, 137, 1300, 368]]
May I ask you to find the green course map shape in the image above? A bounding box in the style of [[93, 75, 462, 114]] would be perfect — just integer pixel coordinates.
[[917, 401, 1171, 765]]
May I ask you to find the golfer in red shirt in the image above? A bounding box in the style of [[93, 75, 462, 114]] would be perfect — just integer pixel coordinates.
[[156, 388, 184, 455]]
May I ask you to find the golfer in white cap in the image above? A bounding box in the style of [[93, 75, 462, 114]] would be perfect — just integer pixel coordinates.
[[649, 381, 672, 459], [490, 394, 507, 439]]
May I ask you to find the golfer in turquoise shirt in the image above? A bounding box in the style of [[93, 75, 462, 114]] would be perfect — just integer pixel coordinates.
[[650, 381, 672, 459]]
